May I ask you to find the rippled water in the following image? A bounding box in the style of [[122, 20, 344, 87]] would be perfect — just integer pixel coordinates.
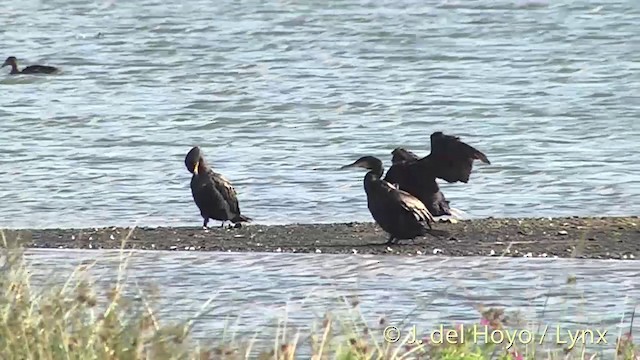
[[22, 249, 640, 354], [0, 0, 639, 229]]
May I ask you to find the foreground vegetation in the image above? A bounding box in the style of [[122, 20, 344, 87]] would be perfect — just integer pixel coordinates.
[[0, 232, 637, 359]]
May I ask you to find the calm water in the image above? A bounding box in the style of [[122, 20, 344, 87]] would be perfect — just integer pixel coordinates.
[[0, 0, 638, 229], [22, 249, 640, 354]]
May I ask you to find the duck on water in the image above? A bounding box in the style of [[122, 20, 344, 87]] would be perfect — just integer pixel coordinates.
[[2, 56, 59, 75], [385, 131, 490, 218], [340, 155, 443, 245], [184, 146, 252, 229]]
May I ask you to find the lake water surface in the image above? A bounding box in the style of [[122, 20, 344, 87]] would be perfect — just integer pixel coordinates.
[[0, 0, 639, 229], [22, 249, 640, 355]]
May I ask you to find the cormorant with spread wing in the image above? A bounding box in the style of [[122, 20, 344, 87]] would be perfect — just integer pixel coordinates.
[[385, 131, 490, 217], [184, 146, 252, 228], [340, 156, 435, 244], [428, 131, 490, 183]]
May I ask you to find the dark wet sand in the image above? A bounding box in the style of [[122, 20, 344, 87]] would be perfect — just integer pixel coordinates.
[[3, 216, 639, 259]]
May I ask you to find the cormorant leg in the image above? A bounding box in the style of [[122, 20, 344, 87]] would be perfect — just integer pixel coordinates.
[[233, 222, 242, 229], [202, 218, 209, 229], [386, 235, 396, 244], [220, 221, 226, 228]]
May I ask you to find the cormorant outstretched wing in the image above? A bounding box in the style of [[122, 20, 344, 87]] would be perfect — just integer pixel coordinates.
[[428, 132, 490, 183]]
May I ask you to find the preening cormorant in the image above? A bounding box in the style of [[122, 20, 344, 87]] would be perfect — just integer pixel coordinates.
[[341, 155, 435, 244], [384, 132, 490, 217], [184, 146, 252, 228], [2, 56, 59, 75]]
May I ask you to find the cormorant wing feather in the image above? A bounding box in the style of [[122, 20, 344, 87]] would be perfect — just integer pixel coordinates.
[[380, 180, 434, 224], [383, 163, 402, 185], [384, 155, 437, 186], [429, 133, 490, 183], [209, 170, 241, 215], [192, 174, 231, 216], [431, 133, 490, 164], [391, 148, 420, 164]]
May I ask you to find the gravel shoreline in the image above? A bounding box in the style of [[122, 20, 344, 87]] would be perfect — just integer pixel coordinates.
[[3, 216, 639, 259]]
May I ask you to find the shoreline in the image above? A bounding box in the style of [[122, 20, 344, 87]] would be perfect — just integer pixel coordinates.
[[2, 216, 639, 259]]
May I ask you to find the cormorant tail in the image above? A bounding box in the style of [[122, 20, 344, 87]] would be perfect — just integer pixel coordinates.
[[232, 214, 252, 223]]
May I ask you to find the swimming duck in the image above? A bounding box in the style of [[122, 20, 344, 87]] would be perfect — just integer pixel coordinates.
[[2, 56, 59, 75]]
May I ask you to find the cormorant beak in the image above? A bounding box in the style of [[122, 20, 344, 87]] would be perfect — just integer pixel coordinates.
[[339, 160, 367, 170], [193, 161, 199, 175], [1, 61, 8, 68]]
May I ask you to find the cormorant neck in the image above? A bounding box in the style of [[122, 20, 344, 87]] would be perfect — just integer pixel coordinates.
[[9, 63, 19, 74], [363, 171, 377, 194], [362, 161, 384, 193], [364, 164, 383, 182], [370, 163, 384, 179]]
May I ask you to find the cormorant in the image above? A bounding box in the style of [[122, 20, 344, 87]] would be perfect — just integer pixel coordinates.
[[384, 131, 490, 217], [2, 56, 59, 75], [340, 155, 435, 244], [386, 149, 453, 217], [184, 146, 252, 229]]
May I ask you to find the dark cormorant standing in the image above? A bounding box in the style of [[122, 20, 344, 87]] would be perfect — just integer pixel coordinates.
[[340, 155, 435, 244], [384, 131, 490, 217], [184, 146, 252, 228], [2, 56, 59, 75]]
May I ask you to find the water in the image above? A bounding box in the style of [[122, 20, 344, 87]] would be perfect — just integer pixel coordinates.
[[22, 249, 640, 354], [0, 0, 638, 229]]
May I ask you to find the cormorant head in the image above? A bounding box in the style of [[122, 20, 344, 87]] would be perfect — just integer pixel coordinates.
[[430, 131, 448, 153], [339, 156, 383, 173], [184, 146, 204, 175], [2, 56, 17, 68], [390, 147, 419, 164], [391, 148, 405, 164]]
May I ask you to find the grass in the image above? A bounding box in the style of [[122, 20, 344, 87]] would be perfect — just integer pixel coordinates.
[[0, 230, 638, 360]]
